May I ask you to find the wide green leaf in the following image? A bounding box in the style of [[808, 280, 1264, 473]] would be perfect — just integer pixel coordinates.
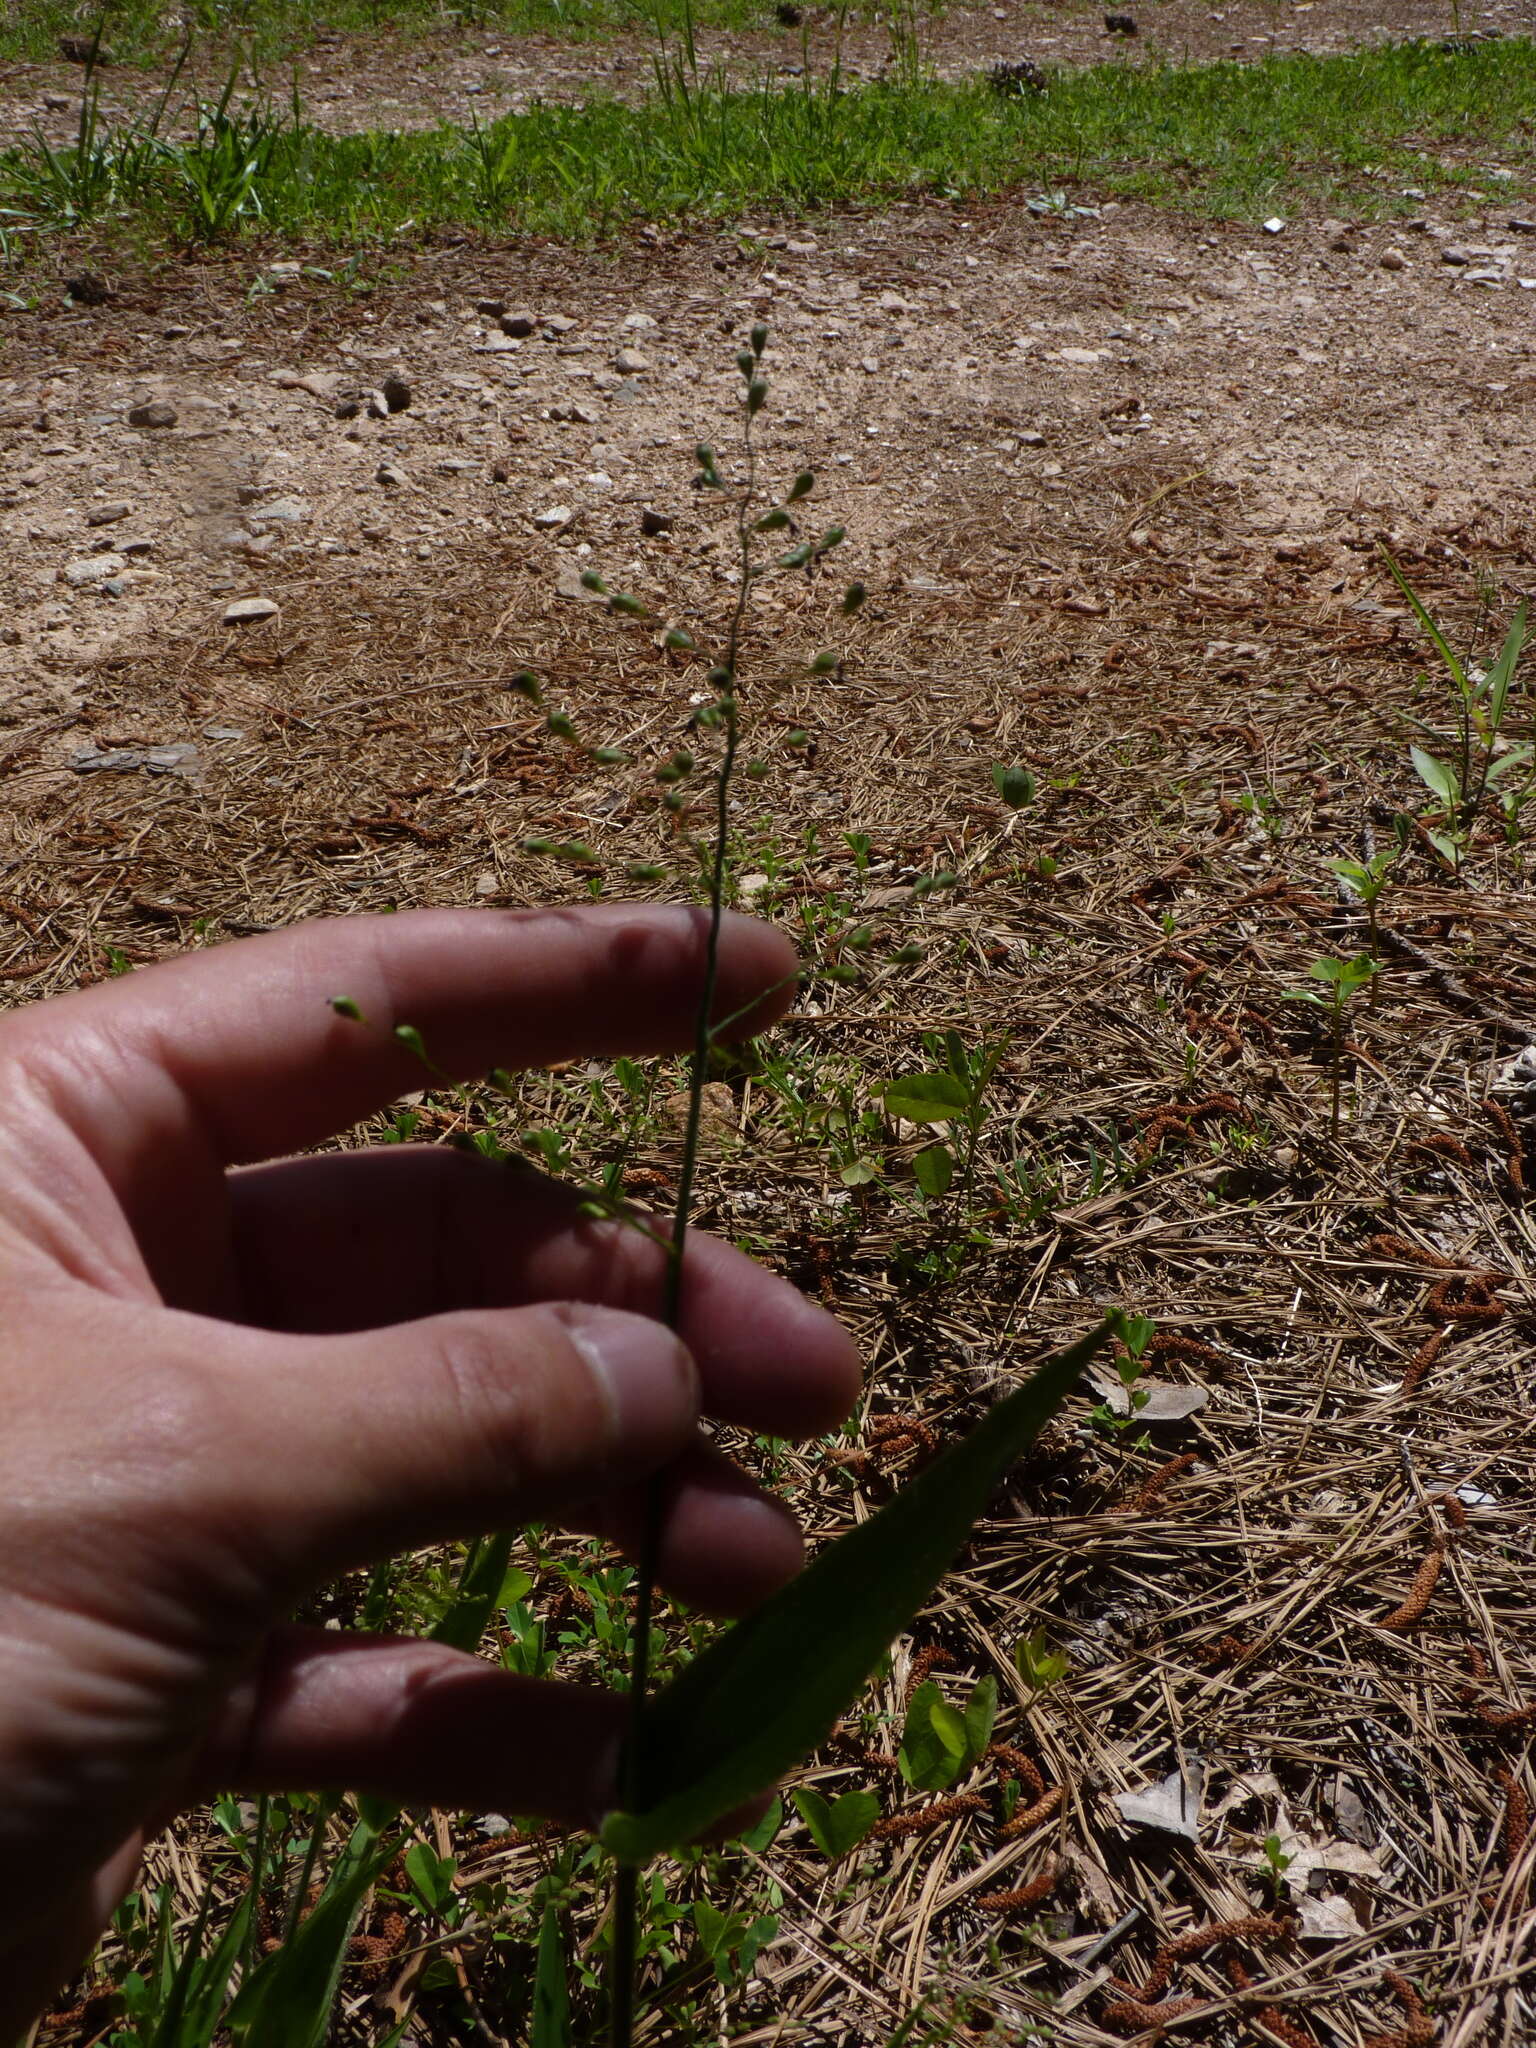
[[963, 1673, 998, 1762], [884, 1072, 969, 1123], [912, 1142, 954, 1198], [600, 1322, 1110, 1863], [899, 1675, 996, 1791], [899, 1681, 964, 1791], [992, 763, 1037, 809], [792, 1786, 880, 1860], [1410, 746, 1460, 811]]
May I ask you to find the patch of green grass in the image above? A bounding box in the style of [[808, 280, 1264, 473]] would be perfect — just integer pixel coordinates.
[[2, 38, 1533, 250]]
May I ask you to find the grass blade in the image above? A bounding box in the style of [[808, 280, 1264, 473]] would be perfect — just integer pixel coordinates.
[[431, 1530, 515, 1652], [228, 1817, 394, 2047], [600, 1321, 1110, 1861], [1379, 544, 1470, 699], [532, 1900, 573, 2048], [1484, 600, 1527, 732]]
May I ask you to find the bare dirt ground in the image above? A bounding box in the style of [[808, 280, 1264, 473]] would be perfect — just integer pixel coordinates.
[[6, 112, 1536, 2048], [5, 191, 1536, 759], [3, 0, 1534, 144]]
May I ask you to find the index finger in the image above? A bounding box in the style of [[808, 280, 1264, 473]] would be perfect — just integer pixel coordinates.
[[5, 905, 797, 1167]]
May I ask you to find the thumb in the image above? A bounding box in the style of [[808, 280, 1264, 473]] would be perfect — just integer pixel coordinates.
[[216, 1303, 700, 1586]]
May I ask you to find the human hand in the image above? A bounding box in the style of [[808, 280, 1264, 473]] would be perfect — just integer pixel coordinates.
[[0, 904, 860, 2027]]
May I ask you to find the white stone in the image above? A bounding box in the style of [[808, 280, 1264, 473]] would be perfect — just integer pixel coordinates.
[[61, 553, 124, 586]]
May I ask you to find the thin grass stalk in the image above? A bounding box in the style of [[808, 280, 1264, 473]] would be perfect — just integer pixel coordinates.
[[612, 383, 759, 2048], [283, 1795, 334, 1945], [240, 1792, 270, 1984]]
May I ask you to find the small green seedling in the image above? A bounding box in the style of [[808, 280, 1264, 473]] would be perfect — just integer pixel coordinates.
[[1283, 954, 1377, 1139], [883, 1033, 1008, 1260], [1260, 1832, 1295, 1900], [1326, 847, 1398, 971], [898, 1676, 997, 1792], [992, 763, 1037, 810], [791, 1785, 881, 1861], [1382, 547, 1529, 869], [1013, 1628, 1070, 1692], [1090, 1350, 1153, 1438], [692, 1899, 780, 1987]]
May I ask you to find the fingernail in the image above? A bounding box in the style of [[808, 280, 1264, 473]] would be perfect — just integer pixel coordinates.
[[561, 1305, 700, 1455]]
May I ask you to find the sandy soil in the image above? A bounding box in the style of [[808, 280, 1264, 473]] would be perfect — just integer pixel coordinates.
[[4, 191, 1535, 741], [0, 182, 1529, 977], [2, 0, 1532, 144]]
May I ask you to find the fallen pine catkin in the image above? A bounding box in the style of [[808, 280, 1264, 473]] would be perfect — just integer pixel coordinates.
[[1101, 1994, 1204, 2033], [1497, 1766, 1530, 1867], [1399, 1326, 1449, 1396], [1226, 1956, 1319, 2048], [1110, 1915, 1289, 2005], [985, 1741, 1046, 1799], [1484, 1097, 1526, 1194], [1379, 1537, 1445, 1631], [1360, 1970, 1436, 2048], [1425, 1269, 1504, 1322], [1148, 1330, 1229, 1369], [871, 1792, 986, 1841], [999, 1783, 1065, 1838], [1198, 1632, 1257, 1669], [903, 1643, 956, 1700], [976, 1859, 1059, 1914], [1117, 1450, 1199, 1515]]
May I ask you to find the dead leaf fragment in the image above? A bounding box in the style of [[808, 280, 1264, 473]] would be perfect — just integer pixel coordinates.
[[1295, 1893, 1366, 1941], [1114, 1761, 1204, 1842], [1087, 1370, 1209, 1421]]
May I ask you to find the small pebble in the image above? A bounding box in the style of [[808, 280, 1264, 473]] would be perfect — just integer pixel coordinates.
[[1380, 247, 1407, 271], [86, 500, 132, 526], [222, 597, 279, 625], [127, 400, 177, 429], [61, 553, 124, 587]]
